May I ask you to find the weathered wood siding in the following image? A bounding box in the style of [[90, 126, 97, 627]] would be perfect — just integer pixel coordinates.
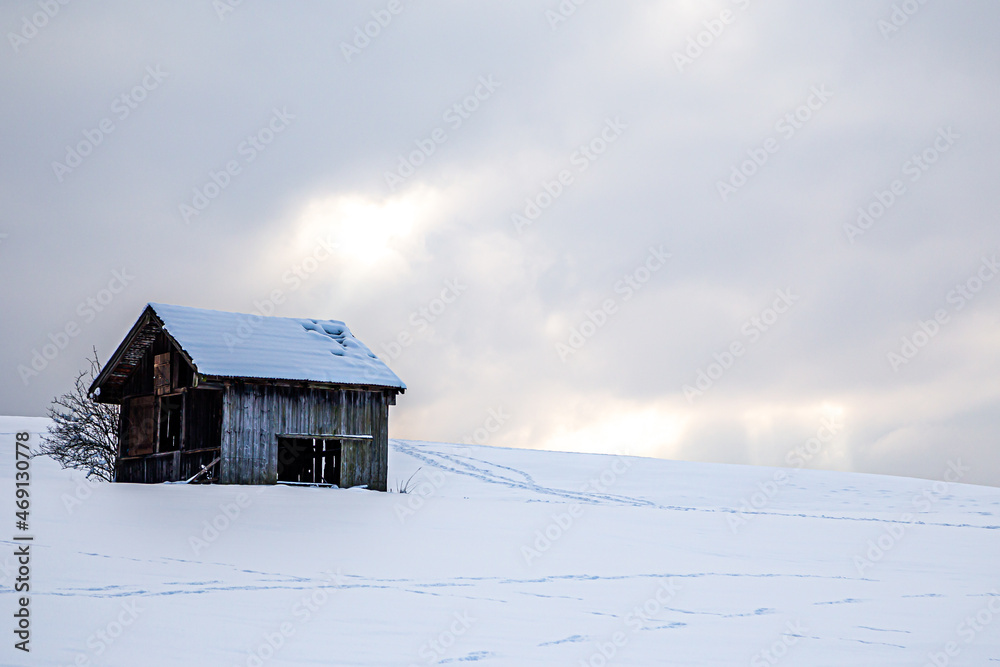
[[116, 387, 221, 483], [117, 448, 219, 484], [219, 382, 390, 489]]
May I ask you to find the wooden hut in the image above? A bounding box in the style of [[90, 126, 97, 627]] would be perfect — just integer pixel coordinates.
[[89, 303, 406, 489]]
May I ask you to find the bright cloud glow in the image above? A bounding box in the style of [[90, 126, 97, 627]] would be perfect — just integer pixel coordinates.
[[538, 400, 688, 459], [292, 188, 441, 269]]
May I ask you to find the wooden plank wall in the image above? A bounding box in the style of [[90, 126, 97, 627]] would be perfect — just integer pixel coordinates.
[[184, 389, 223, 451], [219, 382, 390, 490], [117, 448, 218, 483]]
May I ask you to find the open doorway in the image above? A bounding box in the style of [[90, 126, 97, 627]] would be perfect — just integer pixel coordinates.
[[277, 437, 341, 485], [158, 394, 182, 452]]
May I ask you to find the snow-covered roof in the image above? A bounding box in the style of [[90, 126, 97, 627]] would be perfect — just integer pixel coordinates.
[[148, 303, 405, 389]]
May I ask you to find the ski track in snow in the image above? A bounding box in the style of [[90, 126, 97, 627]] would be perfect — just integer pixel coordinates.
[[24, 441, 980, 614], [4, 415, 998, 665], [390, 441, 1000, 531], [32, 550, 877, 601]]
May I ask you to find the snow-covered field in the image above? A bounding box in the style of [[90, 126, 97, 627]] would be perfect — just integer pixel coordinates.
[[2, 416, 999, 666]]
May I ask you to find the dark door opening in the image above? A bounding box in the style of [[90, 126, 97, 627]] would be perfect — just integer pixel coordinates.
[[277, 437, 341, 485], [157, 394, 183, 452]]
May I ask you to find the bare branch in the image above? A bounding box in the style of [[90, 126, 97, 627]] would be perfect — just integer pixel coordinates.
[[36, 348, 119, 482]]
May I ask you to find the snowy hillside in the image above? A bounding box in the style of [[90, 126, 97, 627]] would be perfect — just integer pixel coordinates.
[[2, 416, 999, 666]]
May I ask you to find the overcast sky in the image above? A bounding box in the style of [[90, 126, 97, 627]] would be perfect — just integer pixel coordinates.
[[3, 1, 999, 486]]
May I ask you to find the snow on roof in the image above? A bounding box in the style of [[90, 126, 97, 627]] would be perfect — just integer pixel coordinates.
[[149, 303, 405, 390]]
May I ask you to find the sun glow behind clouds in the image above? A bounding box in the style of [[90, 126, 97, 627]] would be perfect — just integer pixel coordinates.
[[293, 189, 440, 269], [538, 400, 688, 459], [532, 399, 849, 469]]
